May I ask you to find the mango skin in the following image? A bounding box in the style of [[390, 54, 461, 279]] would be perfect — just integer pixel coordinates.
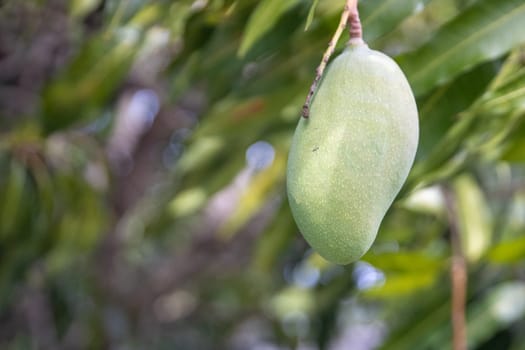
[[287, 43, 419, 265]]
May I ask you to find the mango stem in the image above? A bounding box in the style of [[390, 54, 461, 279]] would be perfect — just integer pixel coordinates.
[[302, 0, 362, 119], [348, 5, 364, 45]]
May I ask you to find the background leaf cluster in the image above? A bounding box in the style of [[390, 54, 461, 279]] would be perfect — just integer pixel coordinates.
[[1, 0, 525, 349]]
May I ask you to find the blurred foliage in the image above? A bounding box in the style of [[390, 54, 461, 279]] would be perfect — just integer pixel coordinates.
[[1, 0, 525, 349]]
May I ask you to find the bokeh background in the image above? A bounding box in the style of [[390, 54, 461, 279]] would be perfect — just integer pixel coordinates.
[[1, 0, 525, 349]]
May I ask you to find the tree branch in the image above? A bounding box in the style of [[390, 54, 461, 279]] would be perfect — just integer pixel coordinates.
[[443, 186, 468, 350], [302, 0, 362, 118]]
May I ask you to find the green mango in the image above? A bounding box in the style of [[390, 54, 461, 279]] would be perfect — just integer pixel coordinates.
[[287, 43, 419, 265]]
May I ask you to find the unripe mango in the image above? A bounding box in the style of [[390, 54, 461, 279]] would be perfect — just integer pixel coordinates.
[[287, 43, 419, 265]]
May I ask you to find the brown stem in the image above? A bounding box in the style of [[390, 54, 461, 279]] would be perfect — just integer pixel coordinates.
[[443, 186, 468, 350], [302, 0, 362, 118], [348, 6, 364, 45]]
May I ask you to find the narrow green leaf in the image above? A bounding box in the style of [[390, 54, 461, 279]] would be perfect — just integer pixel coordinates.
[[397, 0, 525, 96], [238, 0, 300, 57], [416, 61, 496, 161], [477, 69, 525, 112], [252, 199, 295, 272], [407, 110, 476, 190], [488, 235, 525, 263], [502, 139, 525, 162], [393, 281, 525, 349], [472, 47, 525, 112], [501, 120, 525, 162], [453, 174, 492, 262], [169, 187, 207, 218], [220, 151, 285, 238], [364, 272, 438, 298], [129, 3, 165, 28], [467, 283, 525, 347], [380, 286, 451, 350], [363, 252, 445, 272], [373, 0, 474, 56], [304, 0, 319, 31], [360, 0, 431, 43], [42, 34, 139, 133], [0, 159, 27, 239], [70, 0, 101, 18], [487, 46, 525, 90]]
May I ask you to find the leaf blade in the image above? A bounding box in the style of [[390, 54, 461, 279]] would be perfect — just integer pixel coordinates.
[[397, 0, 525, 96], [238, 0, 300, 57], [360, 0, 430, 44], [304, 0, 319, 31]]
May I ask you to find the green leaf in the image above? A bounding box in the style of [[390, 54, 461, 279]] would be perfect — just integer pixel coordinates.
[[363, 252, 445, 273], [453, 174, 492, 262], [467, 283, 525, 347], [70, 0, 101, 18], [382, 281, 525, 349], [271, 287, 315, 318], [252, 200, 295, 272], [488, 235, 525, 264], [360, 0, 431, 44], [238, 0, 300, 57], [379, 284, 451, 350], [397, 0, 525, 96], [304, 0, 319, 31], [502, 139, 525, 162], [169, 187, 208, 218], [220, 151, 286, 238], [416, 61, 496, 161], [364, 272, 438, 298], [501, 120, 525, 162], [407, 110, 476, 190], [472, 46, 525, 110], [477, 69, 525, 113], [0, 159, 27, 239], [41, 33, 140, 133], [487, 46, 525, 90]]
